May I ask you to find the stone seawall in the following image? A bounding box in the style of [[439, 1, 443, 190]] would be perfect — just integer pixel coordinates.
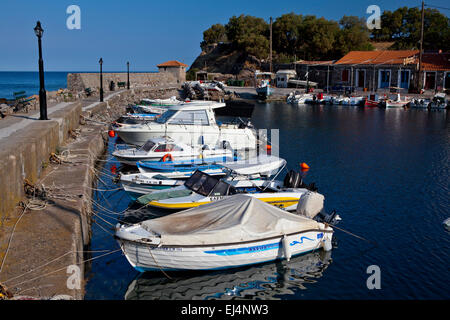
[[67, 72, 178, 96]]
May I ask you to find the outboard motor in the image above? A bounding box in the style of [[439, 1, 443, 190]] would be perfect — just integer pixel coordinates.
[[296, 191, 340, 224]]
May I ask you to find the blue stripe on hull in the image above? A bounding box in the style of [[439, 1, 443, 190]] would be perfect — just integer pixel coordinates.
[[133, 247, 322, 272]]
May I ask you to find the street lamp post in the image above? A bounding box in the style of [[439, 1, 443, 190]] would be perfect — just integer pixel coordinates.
[[99, 58, 103, 102], [127, 61, 130, 89], [34, 21, 48, 120]]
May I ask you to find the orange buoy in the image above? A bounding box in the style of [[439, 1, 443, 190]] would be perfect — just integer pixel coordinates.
[[300, 162, 310, 170], [266, 145, 272, 151], [161, 153, 174, 162], [108, 130, 115, 138]]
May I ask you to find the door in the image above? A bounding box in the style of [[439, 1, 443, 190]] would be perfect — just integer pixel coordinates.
[[424, 72, 436, 90], [379, 70, 391, 88], [399, 70, 410, 89], [444, 72, 450, 90], [356, 70, 365, 88]]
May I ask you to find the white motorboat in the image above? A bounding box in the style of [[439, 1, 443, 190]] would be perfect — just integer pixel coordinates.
[[115, 194, 334, 271], [114, 102, 258, 149], [112, 137, 233, 166], [121, 155, 287, 198]]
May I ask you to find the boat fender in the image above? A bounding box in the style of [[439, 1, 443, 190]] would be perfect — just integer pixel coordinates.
[[161, 153, 174, 162], [323, 234, 333, 251], [282, 235, 291, 261]]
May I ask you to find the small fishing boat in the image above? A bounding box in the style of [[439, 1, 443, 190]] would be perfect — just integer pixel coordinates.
[[115, 194, 334, 271], [287, 92, 314, 105], [137, 168, 313, 211], [364, 94, 381, 107], [121, 155, 287, 198], [384, 93, 411, 108], [120, 172, 186, 200], [409, 98, 430, 108], [429, 93, 448, 109], [137, 161, 227, 179], [112, 138, 233, 166]]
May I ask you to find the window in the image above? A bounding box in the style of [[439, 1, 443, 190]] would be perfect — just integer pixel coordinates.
[[169, 110, 209, 125], [140, 140, 156, 152], [155, 110, 177, 124]]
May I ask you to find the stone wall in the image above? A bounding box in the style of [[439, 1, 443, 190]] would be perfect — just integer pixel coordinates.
[[67, 72, 178, 96]]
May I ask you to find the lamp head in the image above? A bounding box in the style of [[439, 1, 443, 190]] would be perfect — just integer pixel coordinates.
[[34, 21, 43, 38]]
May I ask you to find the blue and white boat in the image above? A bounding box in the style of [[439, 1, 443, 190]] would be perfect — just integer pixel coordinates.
[[112, 138, 233, 166], [115, 194, 334, 272]]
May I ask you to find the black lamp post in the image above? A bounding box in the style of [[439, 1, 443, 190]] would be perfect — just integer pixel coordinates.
[[127, 61, 130, 90], [99, 58, 103, 102], [34, 21, 48, 120]]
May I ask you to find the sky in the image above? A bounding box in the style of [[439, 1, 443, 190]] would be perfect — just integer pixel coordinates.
[[0, 0, 448, 72]]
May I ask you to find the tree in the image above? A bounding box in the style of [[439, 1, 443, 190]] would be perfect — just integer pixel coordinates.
[[225, 15, 270, 59], [371, 7, 450, 51], [200, 24, 227, 51], [335, 16, 373, 56]]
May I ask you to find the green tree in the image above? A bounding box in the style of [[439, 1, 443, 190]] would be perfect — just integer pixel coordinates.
[[371, 7, 450, 51], [225, 15, 269, 59], [335, 16, 373, 56], [200, 24, 227, 51]]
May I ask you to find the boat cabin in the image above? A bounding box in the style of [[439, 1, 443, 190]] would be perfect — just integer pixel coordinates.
[[154, 102, 225, 127], [184, 170, 237, 197], [139, 138, 185, 153]]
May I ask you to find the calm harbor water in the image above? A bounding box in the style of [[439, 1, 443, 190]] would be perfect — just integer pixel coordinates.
[[84, 102, 450, 300]]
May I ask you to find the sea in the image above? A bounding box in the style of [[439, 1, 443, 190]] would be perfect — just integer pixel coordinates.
[[84, 102, 450, 300], [0, 72, 68, 99]]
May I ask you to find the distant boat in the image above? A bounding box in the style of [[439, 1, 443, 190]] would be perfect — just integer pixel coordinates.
[[429, 93, 448, 109], [255, 71, 275, 99], [384, 93, 410, 108]]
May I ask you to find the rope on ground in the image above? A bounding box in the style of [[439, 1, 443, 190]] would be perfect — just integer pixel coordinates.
[[0, 201, 29, 274], [7, 249, 122, 290]]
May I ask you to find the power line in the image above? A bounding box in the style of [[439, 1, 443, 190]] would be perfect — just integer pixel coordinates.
[[424, 4, 450, 11]]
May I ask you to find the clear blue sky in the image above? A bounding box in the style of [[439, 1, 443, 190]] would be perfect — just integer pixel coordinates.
[[0, 0, 448, 72]]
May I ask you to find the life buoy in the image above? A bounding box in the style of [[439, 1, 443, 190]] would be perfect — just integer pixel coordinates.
[[161, 153, 174, 162]]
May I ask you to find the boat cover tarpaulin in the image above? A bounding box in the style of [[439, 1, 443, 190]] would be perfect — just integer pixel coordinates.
[[140, 194, 320, 245]]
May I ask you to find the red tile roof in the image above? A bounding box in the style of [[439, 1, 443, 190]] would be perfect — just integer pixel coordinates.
[[334, 50, 419, 65], [157, 60, 188, 68], [421, 53, 450, 71]]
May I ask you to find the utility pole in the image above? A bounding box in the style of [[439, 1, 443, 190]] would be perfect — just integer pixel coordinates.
[[269, 17, 273, 74], [418, 0, 425, 91]]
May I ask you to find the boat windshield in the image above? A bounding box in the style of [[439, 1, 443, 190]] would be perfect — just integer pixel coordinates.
[[140, 140, 156, 152], [184, 170, 236, 196], [184, 170, 219, 196], [155, 110, 177, 124]]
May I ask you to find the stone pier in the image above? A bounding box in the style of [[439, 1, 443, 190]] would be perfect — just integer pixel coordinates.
[[0, 84, 180, 299]]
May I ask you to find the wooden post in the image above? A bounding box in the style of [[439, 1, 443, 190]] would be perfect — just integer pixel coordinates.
[[269, 17, 273, 74], [418, 0, 425, 91]]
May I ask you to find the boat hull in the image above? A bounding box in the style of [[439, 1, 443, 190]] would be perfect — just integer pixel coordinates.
[[116, 230, 332, 271]]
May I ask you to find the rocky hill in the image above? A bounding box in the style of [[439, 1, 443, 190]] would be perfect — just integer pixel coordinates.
[[188, 43, 263, 81]]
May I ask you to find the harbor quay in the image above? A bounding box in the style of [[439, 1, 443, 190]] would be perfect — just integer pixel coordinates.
[[0, 74, 180, 299]]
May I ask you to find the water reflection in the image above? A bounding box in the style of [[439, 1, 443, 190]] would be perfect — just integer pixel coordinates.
[[124, 250, 332, 300]]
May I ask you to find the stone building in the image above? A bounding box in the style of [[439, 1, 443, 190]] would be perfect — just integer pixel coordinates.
[[157, 60, 188, 83], [331, 50, 450, 93]]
